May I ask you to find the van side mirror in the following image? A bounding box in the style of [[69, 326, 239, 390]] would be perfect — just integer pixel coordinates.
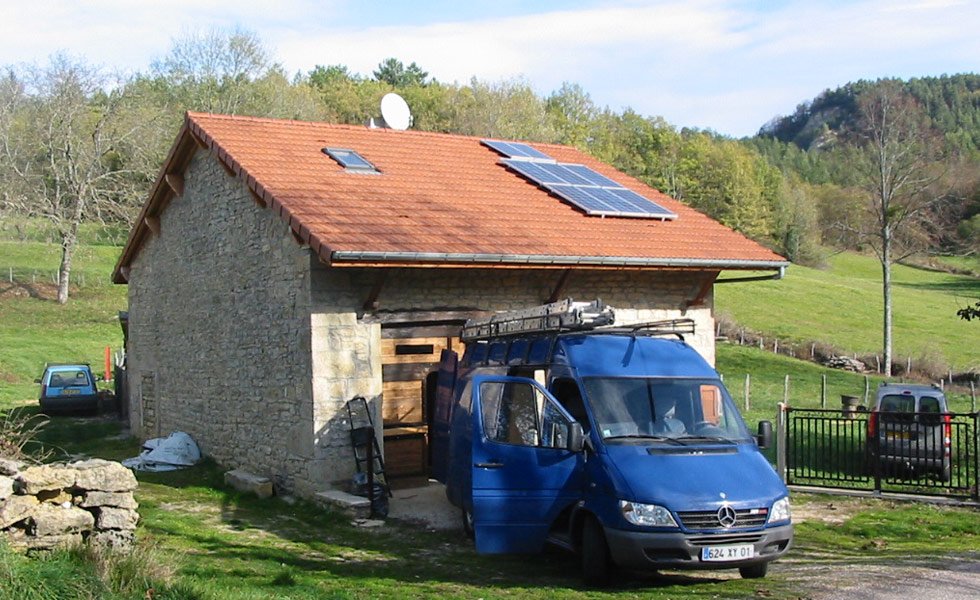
[[757, 421, 773, 449], [567, 422, 585, 453], [34, 378, 42, 384]]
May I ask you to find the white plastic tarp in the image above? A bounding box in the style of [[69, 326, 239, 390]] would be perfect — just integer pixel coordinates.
[[122, 431, 201, 472]]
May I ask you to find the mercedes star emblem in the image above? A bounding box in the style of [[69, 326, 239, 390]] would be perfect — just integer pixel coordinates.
[[717, 505, 737, 528]]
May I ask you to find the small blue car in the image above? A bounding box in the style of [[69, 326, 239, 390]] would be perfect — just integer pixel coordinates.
[[36, 364, 99, 414]]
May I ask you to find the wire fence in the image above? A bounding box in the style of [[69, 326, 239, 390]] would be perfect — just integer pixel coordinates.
[[2, 266, 112, 289]]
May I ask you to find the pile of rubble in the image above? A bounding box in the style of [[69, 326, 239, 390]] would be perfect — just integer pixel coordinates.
[[821, 356, 868, 373], [0, 457, 138, 551]]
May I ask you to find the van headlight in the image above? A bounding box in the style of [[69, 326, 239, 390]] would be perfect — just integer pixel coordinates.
[[768, 497, 791, 524], [619, 500, 679, 527]]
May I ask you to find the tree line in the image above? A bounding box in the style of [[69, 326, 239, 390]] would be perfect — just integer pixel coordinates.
[[1, 29, 976, 369]]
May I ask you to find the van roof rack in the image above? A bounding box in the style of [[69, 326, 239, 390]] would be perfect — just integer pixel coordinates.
[[461, 298, 615, 342], [600, 318, 696, 339]]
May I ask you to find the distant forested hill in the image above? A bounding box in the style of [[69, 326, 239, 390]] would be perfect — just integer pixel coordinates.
[[756, 74, 979, 156]]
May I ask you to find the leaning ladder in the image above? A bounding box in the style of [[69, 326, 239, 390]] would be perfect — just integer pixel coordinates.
[[345, 396, 392, 498]]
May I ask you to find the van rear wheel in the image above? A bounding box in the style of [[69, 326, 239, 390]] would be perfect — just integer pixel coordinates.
[[739, 563, 768, 579], [462, 507, 474, 540], [581, 516, 612, 587]]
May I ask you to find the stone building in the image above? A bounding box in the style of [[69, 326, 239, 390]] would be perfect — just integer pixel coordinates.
[[111, 112, 787, 498]]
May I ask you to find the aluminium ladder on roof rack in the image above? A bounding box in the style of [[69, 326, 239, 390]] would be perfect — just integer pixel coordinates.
[[461, 298, 615, 342]]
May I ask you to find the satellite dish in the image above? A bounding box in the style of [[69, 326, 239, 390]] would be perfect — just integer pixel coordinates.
[[380, 93, 412, 130]]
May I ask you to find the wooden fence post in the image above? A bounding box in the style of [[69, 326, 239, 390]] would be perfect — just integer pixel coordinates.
[[744, 374, 751, 411], [863, 376, 870, 406], [821, 374, 827, 409], [774, 339, 779, 355], [783, 375, 790, 404], [971, 382, 976, 413]]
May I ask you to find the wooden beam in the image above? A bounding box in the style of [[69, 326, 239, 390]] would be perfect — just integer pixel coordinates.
[[164, 174, 184, 197], [685, 272, 719, 308], [546, 269, 572, 303], [362, 269, 389, 312], [144, 216, 161, 236]]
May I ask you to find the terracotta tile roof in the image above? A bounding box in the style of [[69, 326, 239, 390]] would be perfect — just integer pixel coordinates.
[[113, 112, 786, 281]]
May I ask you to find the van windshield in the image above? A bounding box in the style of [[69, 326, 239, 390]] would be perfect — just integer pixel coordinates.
[[581, 377, 752, 443]]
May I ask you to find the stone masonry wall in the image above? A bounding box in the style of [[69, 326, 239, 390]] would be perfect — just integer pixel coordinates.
[[0, 458, 138, 551], [126, 150, 316, 495]]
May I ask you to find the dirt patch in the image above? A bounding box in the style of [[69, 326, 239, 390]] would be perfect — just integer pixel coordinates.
[[791, 495, 871, 525], [0, 282, 59, 301]]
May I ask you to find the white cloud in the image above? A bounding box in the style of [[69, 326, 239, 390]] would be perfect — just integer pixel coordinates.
[[1, 0, 976, 136]]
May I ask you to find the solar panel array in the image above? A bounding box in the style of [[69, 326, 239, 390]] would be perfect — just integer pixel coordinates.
[[482, 139, 677, 220]]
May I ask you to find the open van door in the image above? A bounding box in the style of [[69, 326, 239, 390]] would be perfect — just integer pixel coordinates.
[[469, 375, 585, 553], [429, 349, 458, 484]]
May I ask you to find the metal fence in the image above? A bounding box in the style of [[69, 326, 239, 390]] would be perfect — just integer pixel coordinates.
[[784, 407, 979, 500]]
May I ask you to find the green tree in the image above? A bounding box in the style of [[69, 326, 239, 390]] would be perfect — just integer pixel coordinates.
[[372, 58, 429, 87], [1, 54, 145, 303]]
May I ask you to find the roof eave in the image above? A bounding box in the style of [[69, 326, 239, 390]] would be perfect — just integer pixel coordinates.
[[328, 250, 789, 272]]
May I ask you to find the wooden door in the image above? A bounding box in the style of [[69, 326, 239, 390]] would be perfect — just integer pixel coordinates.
[[381, 323, 464, 484]]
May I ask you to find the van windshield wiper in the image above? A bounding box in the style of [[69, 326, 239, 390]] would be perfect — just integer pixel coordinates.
[[604, 434, 686, 445]]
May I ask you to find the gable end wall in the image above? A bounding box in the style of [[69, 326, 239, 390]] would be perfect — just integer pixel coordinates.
[[126, 150, 317, 493]]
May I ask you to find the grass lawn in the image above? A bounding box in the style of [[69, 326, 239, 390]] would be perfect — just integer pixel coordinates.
[[2, 415, 975, 600], [715, 252, 980, 371]]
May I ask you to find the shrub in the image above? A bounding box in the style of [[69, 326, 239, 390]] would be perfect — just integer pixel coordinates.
[[0, 408, 51, 464]]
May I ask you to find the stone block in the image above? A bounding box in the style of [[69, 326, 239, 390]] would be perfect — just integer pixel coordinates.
[[17, 464, 76, 494], [0, 475, 13, 501], [0, 495, 39, 529], [88, 528, 135, 551], [314, 489, 370, 519], [71, 459, 138, 492], [29, 504, 94, 536], [78, 491, 138, 510], [0, 458, 23, 476], [7, 529, 84, 551], [96, 506, 139, 531], [36, 489, 73, 505], [224, 469, 274, 499]]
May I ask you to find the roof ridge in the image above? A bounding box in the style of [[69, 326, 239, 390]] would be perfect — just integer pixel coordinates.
[[184, 111, 566, 146]]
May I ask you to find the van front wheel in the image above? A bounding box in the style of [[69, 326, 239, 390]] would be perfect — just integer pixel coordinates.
[[581, 517, 612, 586], [739, 563, 768, 579]]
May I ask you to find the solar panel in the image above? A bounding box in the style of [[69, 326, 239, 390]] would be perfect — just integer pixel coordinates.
[[322, 147, 378, 171], [481, 139, 554, 161], [503, 160, 677, 219]]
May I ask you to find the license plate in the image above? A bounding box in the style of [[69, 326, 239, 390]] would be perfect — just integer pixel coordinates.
[[701, 544, 754, 562], [886, 431, 911, 440], [61, 389, 79, 395]]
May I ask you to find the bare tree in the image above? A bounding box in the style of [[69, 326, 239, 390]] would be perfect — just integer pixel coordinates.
[[1, 54, 145, 303], [853, 82, 944, 375]]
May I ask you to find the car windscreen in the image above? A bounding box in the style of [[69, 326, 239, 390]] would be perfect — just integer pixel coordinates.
[[48, 370, 91, 388], [581, 377, 752, 443], [878, 394, 915, 423]]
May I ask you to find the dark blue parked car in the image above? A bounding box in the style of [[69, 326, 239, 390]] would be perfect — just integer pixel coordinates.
[[431, 301, 792, 585]]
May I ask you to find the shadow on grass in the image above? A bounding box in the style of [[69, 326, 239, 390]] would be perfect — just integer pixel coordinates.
[[894, 278, 980, 294]]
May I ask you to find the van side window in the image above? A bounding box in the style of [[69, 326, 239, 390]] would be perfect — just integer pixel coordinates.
[[479, 380, 573, 449], [551, 378, 589, 432]]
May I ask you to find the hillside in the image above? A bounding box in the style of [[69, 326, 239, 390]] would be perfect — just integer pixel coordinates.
[[757, 74, 980, 155], [714, 252, 980, 372]]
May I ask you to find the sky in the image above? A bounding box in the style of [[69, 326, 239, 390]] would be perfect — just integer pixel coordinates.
[[1, 0, 977, 137]]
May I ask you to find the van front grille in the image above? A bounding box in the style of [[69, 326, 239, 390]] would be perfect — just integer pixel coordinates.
[[678, 508, 768, 530]]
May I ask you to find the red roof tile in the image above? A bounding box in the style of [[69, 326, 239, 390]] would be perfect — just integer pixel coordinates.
[[113, 112, 786, 281]]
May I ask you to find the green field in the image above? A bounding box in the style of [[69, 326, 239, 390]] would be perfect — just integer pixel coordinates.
[[715, 252, 980, 371]]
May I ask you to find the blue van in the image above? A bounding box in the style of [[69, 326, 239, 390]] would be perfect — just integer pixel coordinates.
[[36, 363, 100, 414], [431, 301, 792, 585]]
